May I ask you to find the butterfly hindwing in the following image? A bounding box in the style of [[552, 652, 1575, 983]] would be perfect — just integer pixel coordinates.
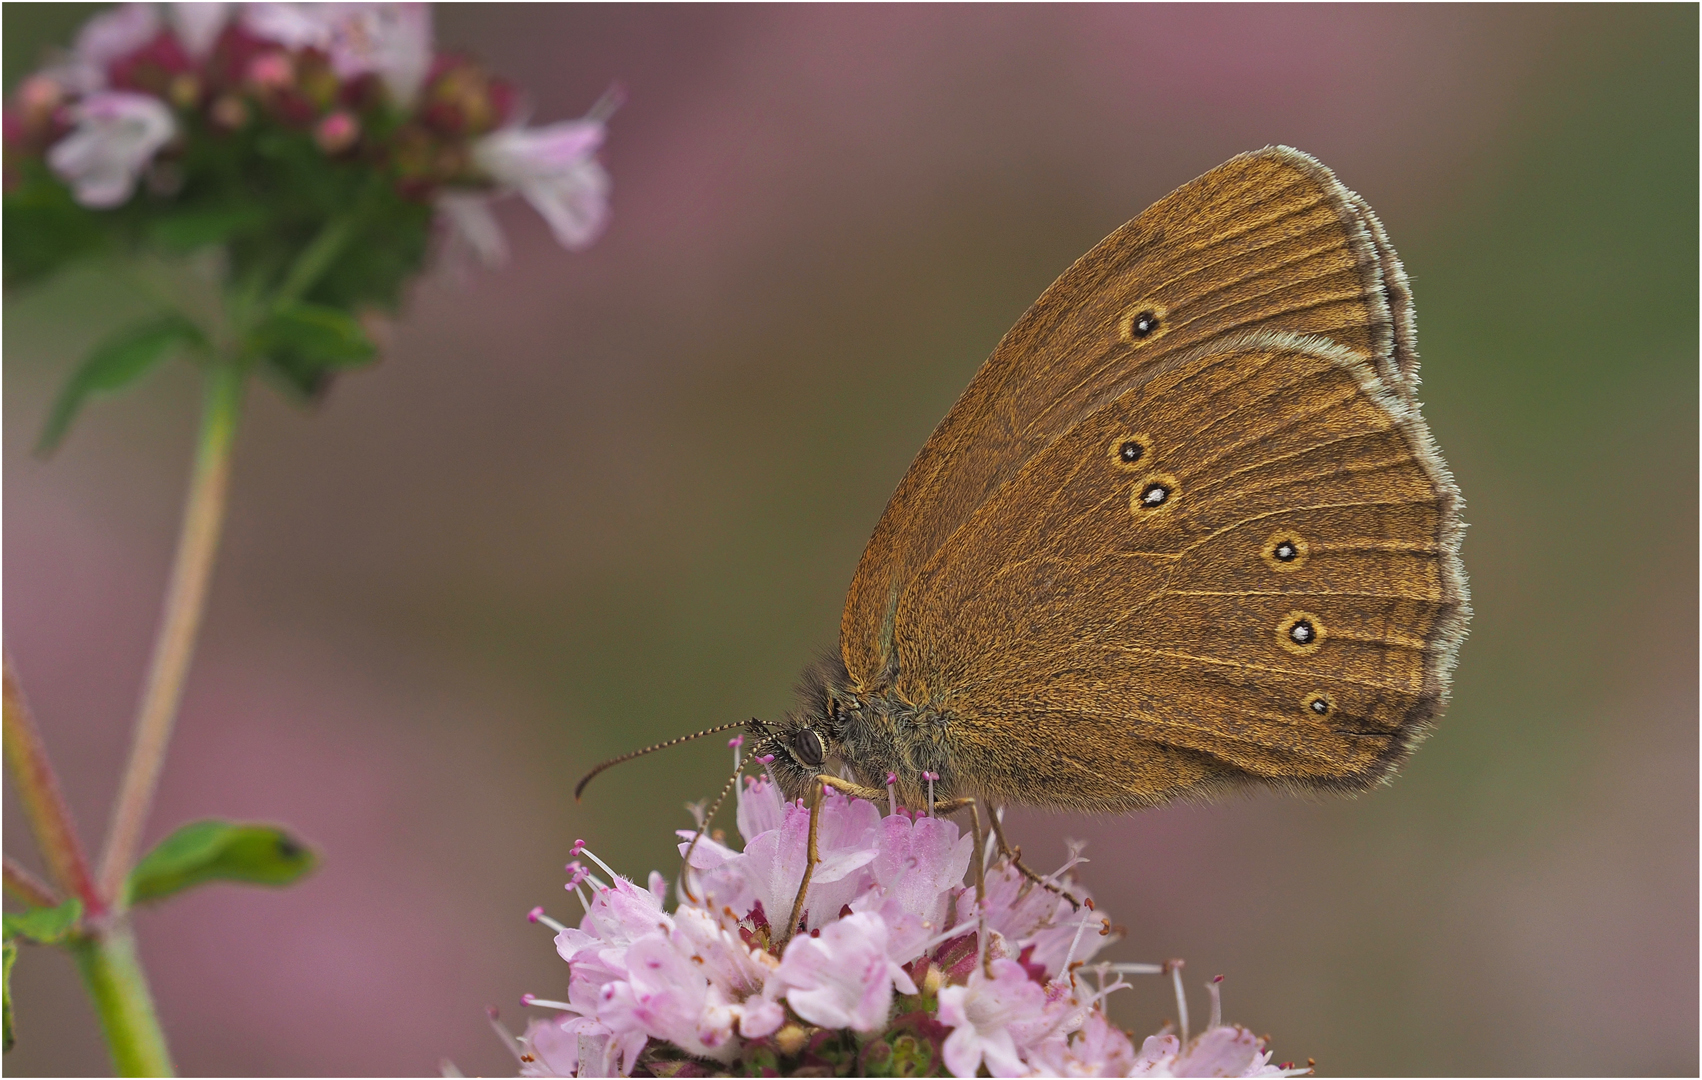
[[885, 335, 1465, 811]]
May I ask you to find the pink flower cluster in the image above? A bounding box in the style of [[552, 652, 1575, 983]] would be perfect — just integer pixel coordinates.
[[498, 766, 1309, 1078], [6, 2, 609, 257]]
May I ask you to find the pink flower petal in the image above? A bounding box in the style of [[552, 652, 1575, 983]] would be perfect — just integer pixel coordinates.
[[772, 910, 914, 1031], [937, 958, 1049, 1077], [1129, 1032, 1183, 1076], [1173, 1024, 1278, 1077]]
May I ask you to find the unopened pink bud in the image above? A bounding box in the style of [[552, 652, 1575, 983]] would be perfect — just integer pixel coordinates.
[[526, 906, 544, 923], [315, 110, 359, 154], [246, 52, 293, 90], [17, 75, 63, 116], [209, 95, 248, 130]]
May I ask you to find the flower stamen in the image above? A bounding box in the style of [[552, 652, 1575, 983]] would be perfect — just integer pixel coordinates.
[[1060, 902, 1099, 978], [1103, 961, 1165, 976], [571, 841, 622, 884], [485, 1007, 524, 1063], [915, 920, 976, 957], [1165, 958, 1190, 1042], [730, 736, 745, 810], [526, 905, 569, 934]]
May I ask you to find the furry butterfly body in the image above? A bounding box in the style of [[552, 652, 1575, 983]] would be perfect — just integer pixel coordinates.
[[752, 146, 1469, 814]]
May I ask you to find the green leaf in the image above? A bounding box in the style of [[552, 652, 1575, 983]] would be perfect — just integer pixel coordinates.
[[1, 898, 83, 945], [37, 314, 205, 454], [148, 204, 269, 252], [251, 302, 375, 367], [3, 938, 15, 1052], [2, 168, 110, 284], [250, 302, 377, 402], [126, 820, 317, 906]]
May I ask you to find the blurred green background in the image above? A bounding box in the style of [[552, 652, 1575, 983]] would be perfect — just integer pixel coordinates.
[[4, 4, 1695, 1076]]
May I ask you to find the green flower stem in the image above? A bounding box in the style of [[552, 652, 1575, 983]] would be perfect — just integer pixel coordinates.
[[70, 922, 174, 1076], [2, 658, 104, 914], [97, 361, 246, 908], [272, 194, 371, 310]]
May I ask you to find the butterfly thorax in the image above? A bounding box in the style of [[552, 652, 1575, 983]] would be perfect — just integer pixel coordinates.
[[750, 653, 964, 811]]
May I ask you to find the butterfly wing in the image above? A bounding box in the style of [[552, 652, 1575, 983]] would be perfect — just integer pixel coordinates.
[[842, 146, 1421, 688], [887, 333, 1467, 811]]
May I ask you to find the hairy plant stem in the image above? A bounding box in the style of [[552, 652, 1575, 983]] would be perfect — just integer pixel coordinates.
[[70, 923, 174, 1076], [5, 663, 173, 1073], [13, 208, 354, 1075], [97, 361, 246, 907], [67, 360, 250, 1078], [3, 855, 62, 908], [2, 657, 103, 914]]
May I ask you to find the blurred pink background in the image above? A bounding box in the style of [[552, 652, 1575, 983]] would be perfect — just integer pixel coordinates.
[[5, 4, 1695, 1075]]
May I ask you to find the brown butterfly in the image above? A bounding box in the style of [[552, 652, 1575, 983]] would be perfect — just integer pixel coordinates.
[[582, 146, 1469, 931]]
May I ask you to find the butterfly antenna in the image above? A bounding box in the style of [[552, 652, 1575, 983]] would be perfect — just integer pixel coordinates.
[[679, 763, 743, 902], [574, 720, 749, 801]]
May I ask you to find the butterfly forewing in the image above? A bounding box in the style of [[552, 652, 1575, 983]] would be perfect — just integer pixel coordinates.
[[842, 147, 1418, 688]]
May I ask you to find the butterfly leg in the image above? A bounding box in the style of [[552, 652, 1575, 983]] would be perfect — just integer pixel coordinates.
[[817, 774, 888, 802], [986, 804, 1085, 911], [966, 800, 986, 905], [819, 773, 974, 816], [779, 778, 825, 948]]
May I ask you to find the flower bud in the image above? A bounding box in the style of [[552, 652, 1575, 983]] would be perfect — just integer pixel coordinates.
[[7, 75, 67, 150], [17, 75, 64, 118], [209, 95, 248, 131], [245, 52, 293, 91], [167, 73, 201, 109], [314, 110, 360, 154]]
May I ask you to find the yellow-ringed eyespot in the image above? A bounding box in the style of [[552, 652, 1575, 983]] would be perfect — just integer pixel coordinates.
[[1108, 434, 1155, 470], [1129, 473, 1179, 515], [1277, 611, 1325, 655], [1262, 532, 1310, 571], [1120, 304, 1169, 343]]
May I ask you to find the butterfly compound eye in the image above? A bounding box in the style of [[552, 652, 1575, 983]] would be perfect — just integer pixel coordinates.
[[791, 727, 825, 768]]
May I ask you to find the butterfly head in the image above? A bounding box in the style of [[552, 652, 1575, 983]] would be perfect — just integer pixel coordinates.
[[744, 713, 841, 801], [747, 652, 883, 800]]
